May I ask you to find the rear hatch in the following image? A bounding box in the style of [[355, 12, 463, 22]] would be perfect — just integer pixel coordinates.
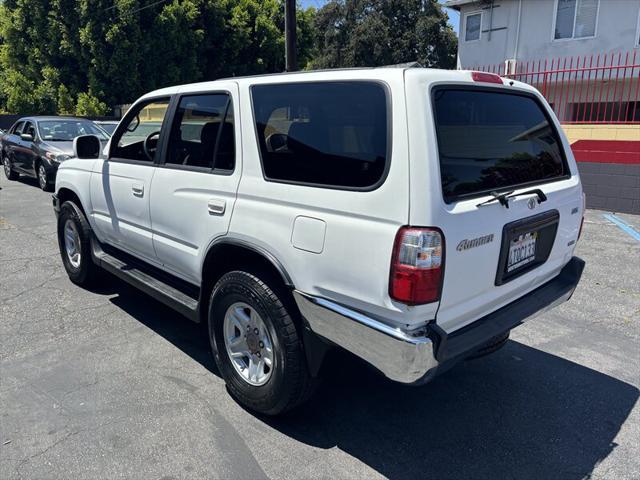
[[410, 76, 583, 333]]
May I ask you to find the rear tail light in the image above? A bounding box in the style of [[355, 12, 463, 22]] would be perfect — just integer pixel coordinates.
[[471, 71, 504, 84], [389, 227, 444, 305]]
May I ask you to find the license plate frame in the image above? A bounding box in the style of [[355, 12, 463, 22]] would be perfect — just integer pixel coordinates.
[[507, 231, 538, 272], [495, 210, 559, 286]]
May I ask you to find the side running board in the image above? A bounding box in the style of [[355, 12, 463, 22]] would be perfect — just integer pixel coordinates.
[[90, 238, 200, 322]]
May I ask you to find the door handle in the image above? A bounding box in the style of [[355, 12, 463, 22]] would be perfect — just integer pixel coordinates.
[[208, 198, 226, 215], [131, 184, 144, 197]]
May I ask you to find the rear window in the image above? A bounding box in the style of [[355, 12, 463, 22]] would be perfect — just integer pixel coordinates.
[[433, 88, 568, 202], [251, 81, 389, 189]]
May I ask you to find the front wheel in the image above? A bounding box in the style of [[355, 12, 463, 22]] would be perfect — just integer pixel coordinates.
[[3, 154, 18, 180], [57, 201, 101, 287], [37, 163, 53, 191], [208, 271, 316, 415]]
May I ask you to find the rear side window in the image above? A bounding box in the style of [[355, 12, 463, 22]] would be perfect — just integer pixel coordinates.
[[251, 81, 389, 189], [166, 94, 235, 171], [433, 88, 568, 202]]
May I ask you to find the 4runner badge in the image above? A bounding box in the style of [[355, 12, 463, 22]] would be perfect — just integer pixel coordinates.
[[457, 234, 494, 252]]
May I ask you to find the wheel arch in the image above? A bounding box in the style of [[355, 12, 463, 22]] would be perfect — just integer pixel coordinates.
[[199, 238, 330, 378], [33, 156, 40, 176], [200, 238, 294, 311], [56, 186, 88, 217]]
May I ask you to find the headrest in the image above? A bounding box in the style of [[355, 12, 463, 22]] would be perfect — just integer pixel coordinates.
[[201, 122, 220, 144]]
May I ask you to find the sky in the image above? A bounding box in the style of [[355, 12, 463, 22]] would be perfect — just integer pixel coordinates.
[[299, 0, 460, 35]]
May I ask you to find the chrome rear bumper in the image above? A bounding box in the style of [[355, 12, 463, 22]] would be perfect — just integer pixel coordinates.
[[293, 291, 437, 383], [293, 257, 585, 385]]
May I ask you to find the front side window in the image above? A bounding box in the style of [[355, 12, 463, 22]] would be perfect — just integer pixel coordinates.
[[165, 94, 235, 171], [23, 122, 36, 139], [12, 122, 25, 135], [555, 0, 598, 40], [433, 88, 568, 203], [465, 13, 481, 42], [251, 81, 389, 189], [38, 120, 108, 141], [110, 99, 170, 162]]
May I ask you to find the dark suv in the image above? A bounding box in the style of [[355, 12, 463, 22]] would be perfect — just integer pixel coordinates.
[[1, 117, 109, 191]]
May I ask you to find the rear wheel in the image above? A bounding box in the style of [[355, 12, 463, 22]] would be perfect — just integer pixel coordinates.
[[57, 201, 101, 287], [3, 154, 18, 180], [208, 270, 315, 415]]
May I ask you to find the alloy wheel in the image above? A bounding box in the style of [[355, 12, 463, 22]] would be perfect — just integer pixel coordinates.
[[38, 165, 47, 189], [63, 219, 82, 269], [223, 302, 275, 386]]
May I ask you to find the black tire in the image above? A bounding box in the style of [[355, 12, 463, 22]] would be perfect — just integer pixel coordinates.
[[208, 270, 316, 416], [3, 154, 18, 180], [37, 161, 53, 192], [468, 331, 510, 360], [57, 201, 101, 287]]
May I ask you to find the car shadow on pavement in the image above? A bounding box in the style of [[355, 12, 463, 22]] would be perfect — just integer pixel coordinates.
[[17, 176, 40, 189], [105, 277, 638, 480], [105, 278, 219, 375], [271, 345, 639, 480]]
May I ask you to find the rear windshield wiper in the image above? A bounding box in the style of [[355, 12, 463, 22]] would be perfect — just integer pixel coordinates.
[[477, 191, 514, 209], [507, 189, 548, 204], [476, 189, 547, 209]]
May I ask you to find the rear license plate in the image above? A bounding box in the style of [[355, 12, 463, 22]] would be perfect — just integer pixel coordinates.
[[495, 210, 559, 286], [507, 232, 538, 272]]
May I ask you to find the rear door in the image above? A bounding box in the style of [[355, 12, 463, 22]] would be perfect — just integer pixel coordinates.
[[149, 84, 241, 284], [5, 121, 25, 170], [20, 121, 38, 174], [409, 79, 583, 334]]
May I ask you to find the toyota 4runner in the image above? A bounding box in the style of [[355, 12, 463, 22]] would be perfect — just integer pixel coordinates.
[[53, 68, 585, 415]]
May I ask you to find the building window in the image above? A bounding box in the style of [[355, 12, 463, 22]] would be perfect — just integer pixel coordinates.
[[569, 102, 639, 123], [464, 12, 482, 42], [554, 0, 599, 40]]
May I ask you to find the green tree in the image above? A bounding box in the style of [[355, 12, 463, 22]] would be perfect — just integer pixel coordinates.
[[141, 0, 205, 91], [76, 91, 109, 116], [57, 84, 76, 115], [312, 0, 457, 69], [0, 0, 321, 115], [2, 70, 39, 114]]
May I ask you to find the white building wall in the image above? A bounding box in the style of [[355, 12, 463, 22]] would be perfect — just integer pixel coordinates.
[[456, 0, 640, 69]]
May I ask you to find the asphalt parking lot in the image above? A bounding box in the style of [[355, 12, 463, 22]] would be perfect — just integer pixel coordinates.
[[1, 174, 638, 480]]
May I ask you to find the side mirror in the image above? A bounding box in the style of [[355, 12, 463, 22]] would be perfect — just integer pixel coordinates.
[[20, 133, 33, 141], [73, 135, 101, 159]]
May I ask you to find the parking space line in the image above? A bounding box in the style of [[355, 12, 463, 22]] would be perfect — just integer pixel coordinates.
[[603, 213, 640, 242]]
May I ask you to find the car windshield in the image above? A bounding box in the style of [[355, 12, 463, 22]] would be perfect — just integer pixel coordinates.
[[98, 123, 118, 135], [119, 122, 163, 147], [38, 120, 109, 141]]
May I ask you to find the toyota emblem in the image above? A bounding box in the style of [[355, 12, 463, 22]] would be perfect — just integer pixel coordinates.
[[527, 197, 537, 210]]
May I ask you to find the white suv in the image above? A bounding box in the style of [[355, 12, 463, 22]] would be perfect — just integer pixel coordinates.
[[53, 68, 585, 415]]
